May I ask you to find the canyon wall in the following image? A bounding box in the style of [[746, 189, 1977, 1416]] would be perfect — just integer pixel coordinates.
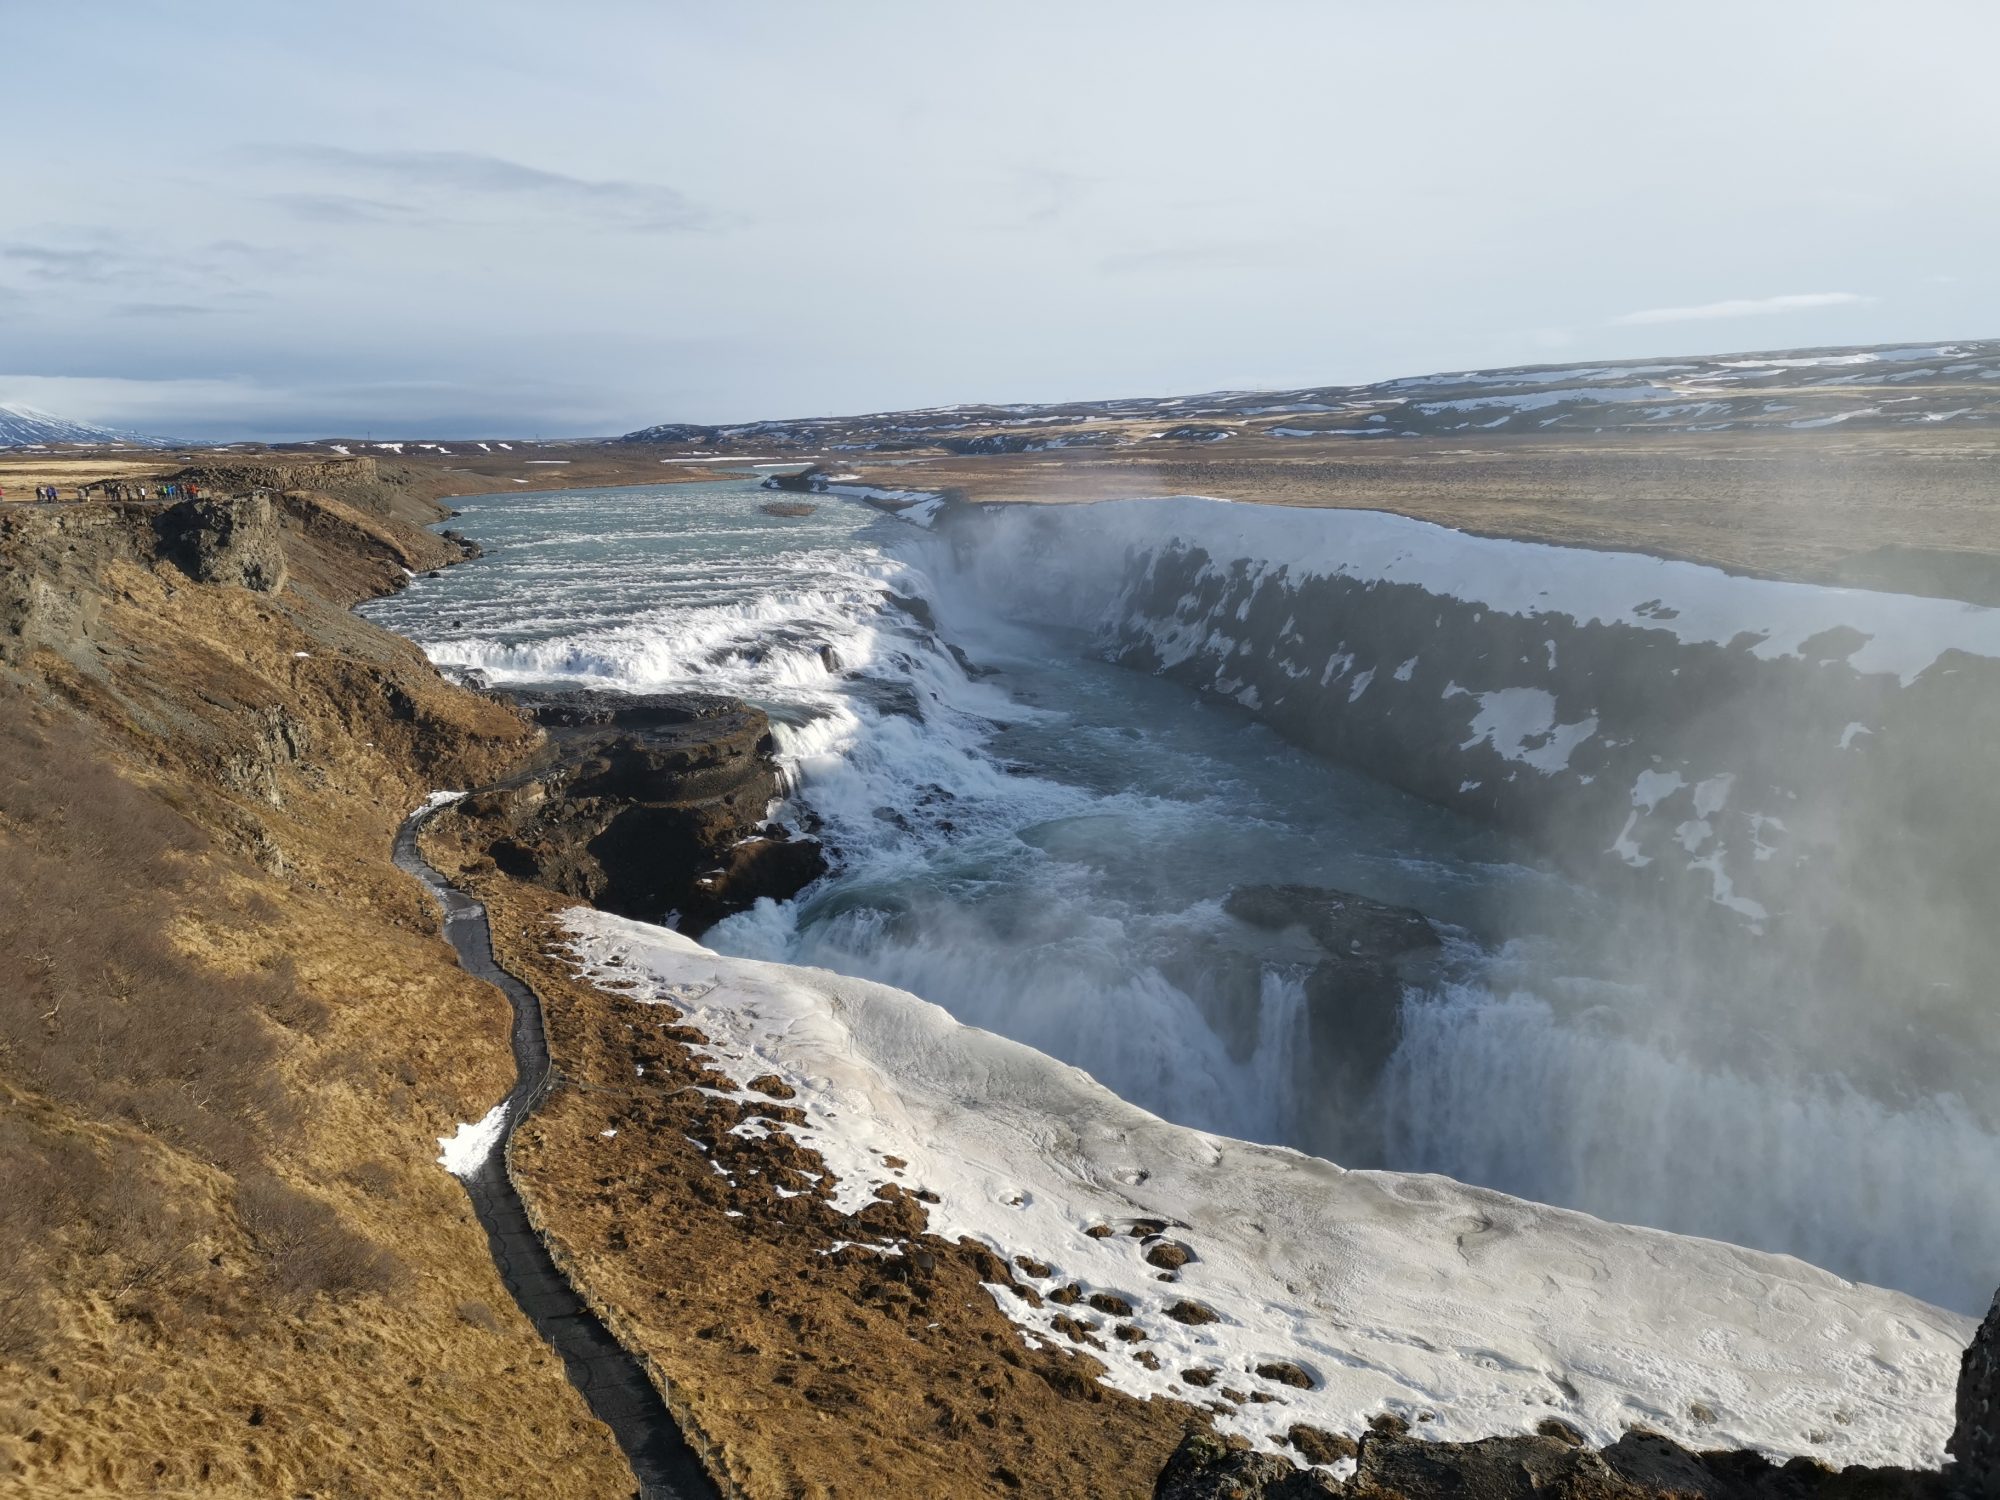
[[947, 497, 2000, 1096]]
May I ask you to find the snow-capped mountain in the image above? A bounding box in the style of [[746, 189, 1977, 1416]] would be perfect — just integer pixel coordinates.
[[0, 403, 176, 449]]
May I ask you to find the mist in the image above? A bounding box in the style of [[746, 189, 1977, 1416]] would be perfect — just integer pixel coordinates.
[[911, 494, 2000, 1313]]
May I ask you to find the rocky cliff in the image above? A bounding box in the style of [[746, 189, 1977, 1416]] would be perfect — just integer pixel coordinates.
[[1955, 1294, 2000, 1496], [949, 498, 2000, 1100], [449, 690, 826, 935]]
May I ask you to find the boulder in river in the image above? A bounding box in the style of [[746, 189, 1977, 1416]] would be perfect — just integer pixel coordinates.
[[1224, 883, 1440, 963], [760, 465, 827, 493]]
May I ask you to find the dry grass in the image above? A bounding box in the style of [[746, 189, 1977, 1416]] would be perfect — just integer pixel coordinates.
[[432, 858, 1205, 1500], [850, 426, 2000, 593], [0, 707, 402, 1365], [0, 456, 176, 500], [0, 712, 281, 1147], [0, 481, 633, 1495]]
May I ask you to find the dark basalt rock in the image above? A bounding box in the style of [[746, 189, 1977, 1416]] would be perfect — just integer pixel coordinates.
[[1155, 1432, 1338, 1500], [1227, 884, 1441, 1163], [501, 688, 744, 732], [1154, 1427, 1948, 1500], [1350, 1432, 1649, 1500], [1224, 884, 1439, 963], [462, 692, 825, 936], [1953, 1291, 2000, 1496], [886, 591, 938, 632], [760, 466, 826, 493], [153, 494, 288, 592]]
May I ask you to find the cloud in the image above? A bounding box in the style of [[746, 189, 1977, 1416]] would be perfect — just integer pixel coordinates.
[[1609, 292, 1875, 326], [113, 302, 219, 319], [1098, 241, 1293, 275], [3, 246, 127, 284], [1007, 167, 1096, 228], [251, 145, 708, 232], [270, 193, 428, 225], [2, 236, 297, 296], [0, 367, 655, 442]]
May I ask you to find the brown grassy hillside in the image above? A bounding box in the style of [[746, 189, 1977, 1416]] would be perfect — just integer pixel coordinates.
[[0, 476, 633, 1497]]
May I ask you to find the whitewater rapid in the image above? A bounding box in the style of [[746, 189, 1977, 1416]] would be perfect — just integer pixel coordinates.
[[363, 479, 1999, 1313]]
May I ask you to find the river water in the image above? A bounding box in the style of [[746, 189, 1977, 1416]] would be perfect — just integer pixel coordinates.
[[363, 478, 1998, 1312]]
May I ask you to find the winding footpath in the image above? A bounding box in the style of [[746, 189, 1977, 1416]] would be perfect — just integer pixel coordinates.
[[396, 800, 720, 1500]]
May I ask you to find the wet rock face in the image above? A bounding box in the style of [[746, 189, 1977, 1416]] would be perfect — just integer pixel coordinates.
[[1100, 533, 2000, 1104], [1953, 1292, 2000, 1496], [464, 692, 825, 935], [1225, 885, 1439, 964], [1227, 884, 1440, 1165]]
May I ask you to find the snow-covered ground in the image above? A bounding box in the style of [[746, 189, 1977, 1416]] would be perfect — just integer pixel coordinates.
[[562, 906, 1971, 1472]]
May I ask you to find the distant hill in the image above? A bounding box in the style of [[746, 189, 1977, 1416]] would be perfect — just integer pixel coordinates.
[[617, 338, 2000, 452], [0, 403, 177, 449]]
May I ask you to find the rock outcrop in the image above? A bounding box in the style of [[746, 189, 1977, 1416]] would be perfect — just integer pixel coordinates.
[[1155, 1432, 1338, 1499], [453, 690, 826, 934], [1, 494, 290, 665], [1953, 1292, 2000, 1496], [167, 454, 380, 494], [154, 493, 288, 592], [1154, 1426, 1951, 1500], [1226, 883, 1440, 1163]]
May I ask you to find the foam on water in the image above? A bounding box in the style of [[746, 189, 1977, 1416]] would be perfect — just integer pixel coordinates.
[[366, 480, 2000, 1312]]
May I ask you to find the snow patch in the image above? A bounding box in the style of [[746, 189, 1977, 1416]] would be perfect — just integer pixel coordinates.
[[436, 1102, 508, 1177], [1460, 689, 1598, 773]]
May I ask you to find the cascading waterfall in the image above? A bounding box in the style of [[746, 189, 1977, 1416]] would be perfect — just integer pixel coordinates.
[[1378, 986, 2000, 1310], [364, 478, 2000, 1313]]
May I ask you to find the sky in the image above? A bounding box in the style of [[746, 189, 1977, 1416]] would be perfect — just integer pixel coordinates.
[[4, 0, 1997, 440]]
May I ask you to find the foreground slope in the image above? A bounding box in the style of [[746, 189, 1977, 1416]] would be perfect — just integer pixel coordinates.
[[0, 474, 632, 1494], [559, 908, 1970, 1471]]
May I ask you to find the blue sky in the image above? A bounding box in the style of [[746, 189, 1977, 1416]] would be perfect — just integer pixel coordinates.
[[4, 0, 1995, 438]]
